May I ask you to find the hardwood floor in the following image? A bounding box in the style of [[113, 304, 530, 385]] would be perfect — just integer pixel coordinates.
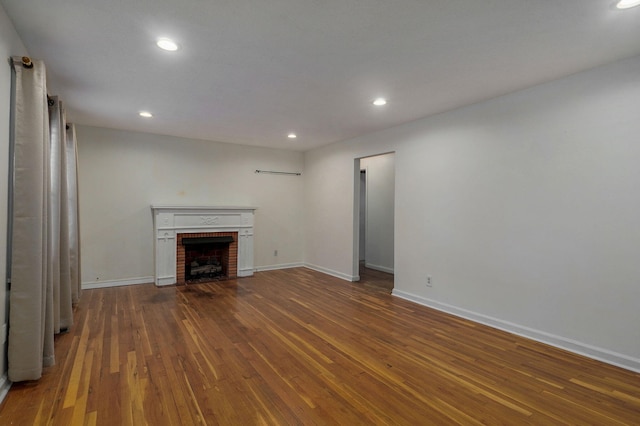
[[1, 267, 639, 425], [359, 263, 394, 293]]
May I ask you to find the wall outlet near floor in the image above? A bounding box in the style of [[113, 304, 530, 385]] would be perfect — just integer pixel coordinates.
[[274, 249, 278, 256], [426, 276, 432, 287]]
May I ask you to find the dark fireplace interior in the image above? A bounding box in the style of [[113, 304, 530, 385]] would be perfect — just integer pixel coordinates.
[[183, 236, 234, 283]]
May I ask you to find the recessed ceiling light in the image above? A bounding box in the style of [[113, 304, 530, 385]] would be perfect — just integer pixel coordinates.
[[139, 111, 153, 118], [373, 98, 387, 106], [288, 133, 297, 139], [156, 38, 179, 51], [616, 0, 640, 9]]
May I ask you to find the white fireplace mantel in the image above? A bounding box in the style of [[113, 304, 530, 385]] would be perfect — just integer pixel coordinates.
[[151, 205, 257, 286]]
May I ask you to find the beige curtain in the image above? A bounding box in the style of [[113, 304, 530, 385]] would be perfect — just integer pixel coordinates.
[[8, 57, 82, 382], [63, 123, 82, 306], [49, 96, 75, 334]]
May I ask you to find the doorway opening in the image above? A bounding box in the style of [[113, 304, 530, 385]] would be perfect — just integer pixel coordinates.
[[354, 153, 395, 291]]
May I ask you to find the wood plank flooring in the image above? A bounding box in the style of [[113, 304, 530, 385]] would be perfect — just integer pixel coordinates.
[[1, 267, 639, 425]]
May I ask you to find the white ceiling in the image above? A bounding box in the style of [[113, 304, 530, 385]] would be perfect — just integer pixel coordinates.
[[2, 0, 640, 151]]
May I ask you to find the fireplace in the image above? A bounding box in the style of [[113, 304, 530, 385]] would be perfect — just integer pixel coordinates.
[[177, 232, 238, 284], [151, 206, 256, 286]]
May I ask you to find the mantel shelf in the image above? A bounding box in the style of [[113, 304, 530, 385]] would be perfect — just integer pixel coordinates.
[[152, 205, 257, 211]]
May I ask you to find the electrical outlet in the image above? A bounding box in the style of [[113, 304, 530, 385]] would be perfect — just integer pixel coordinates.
[[274, 249, 278, 256], [426, 276, 432, 287]]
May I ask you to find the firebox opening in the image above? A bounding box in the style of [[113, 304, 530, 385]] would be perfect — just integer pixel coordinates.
[[184, 238, 233, 283], [176, 231, 238, 285]]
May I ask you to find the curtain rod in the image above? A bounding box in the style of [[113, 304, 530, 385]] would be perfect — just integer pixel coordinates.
[[255, 170, 302, 176]]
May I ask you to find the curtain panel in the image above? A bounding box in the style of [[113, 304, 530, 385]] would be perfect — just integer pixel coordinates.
[[63, 121, 82, 306], [8, 57, 82, 382]]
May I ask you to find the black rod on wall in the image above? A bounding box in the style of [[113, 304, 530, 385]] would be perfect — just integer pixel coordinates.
[[255, 170, 302, 176]]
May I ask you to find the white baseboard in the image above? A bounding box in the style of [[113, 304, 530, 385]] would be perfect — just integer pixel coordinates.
[[392, 289, 640, 374], [364, 262, 394, 274], [238, 268, 255, 277], [82, 276, 154, 290], [0, 374, 10, 405], [255, 262, 304, 272], [304, 264, 358, 282]]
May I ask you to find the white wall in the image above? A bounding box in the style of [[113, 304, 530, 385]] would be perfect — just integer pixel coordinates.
[[360, 154, 395, 273], [0, 2, 28, 399], [304, 55, 640, 372], [77, 125, 304, 286]]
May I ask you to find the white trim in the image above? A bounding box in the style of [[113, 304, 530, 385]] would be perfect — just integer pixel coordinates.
[[82, 276, 154, 289], [0, 374, 10, 405], [364, 262, 394, 274], [255, 262, 304, 272], [151, 205, 257, 211], [392, 289, 640, 373], [156, 276, 175, 286], [304, 264, 358, 282], [238, 268, 254, 277], [156, 224, 253, 231]]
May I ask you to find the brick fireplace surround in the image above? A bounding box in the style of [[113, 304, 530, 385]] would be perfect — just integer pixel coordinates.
[[176, 231, 238, 284]]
